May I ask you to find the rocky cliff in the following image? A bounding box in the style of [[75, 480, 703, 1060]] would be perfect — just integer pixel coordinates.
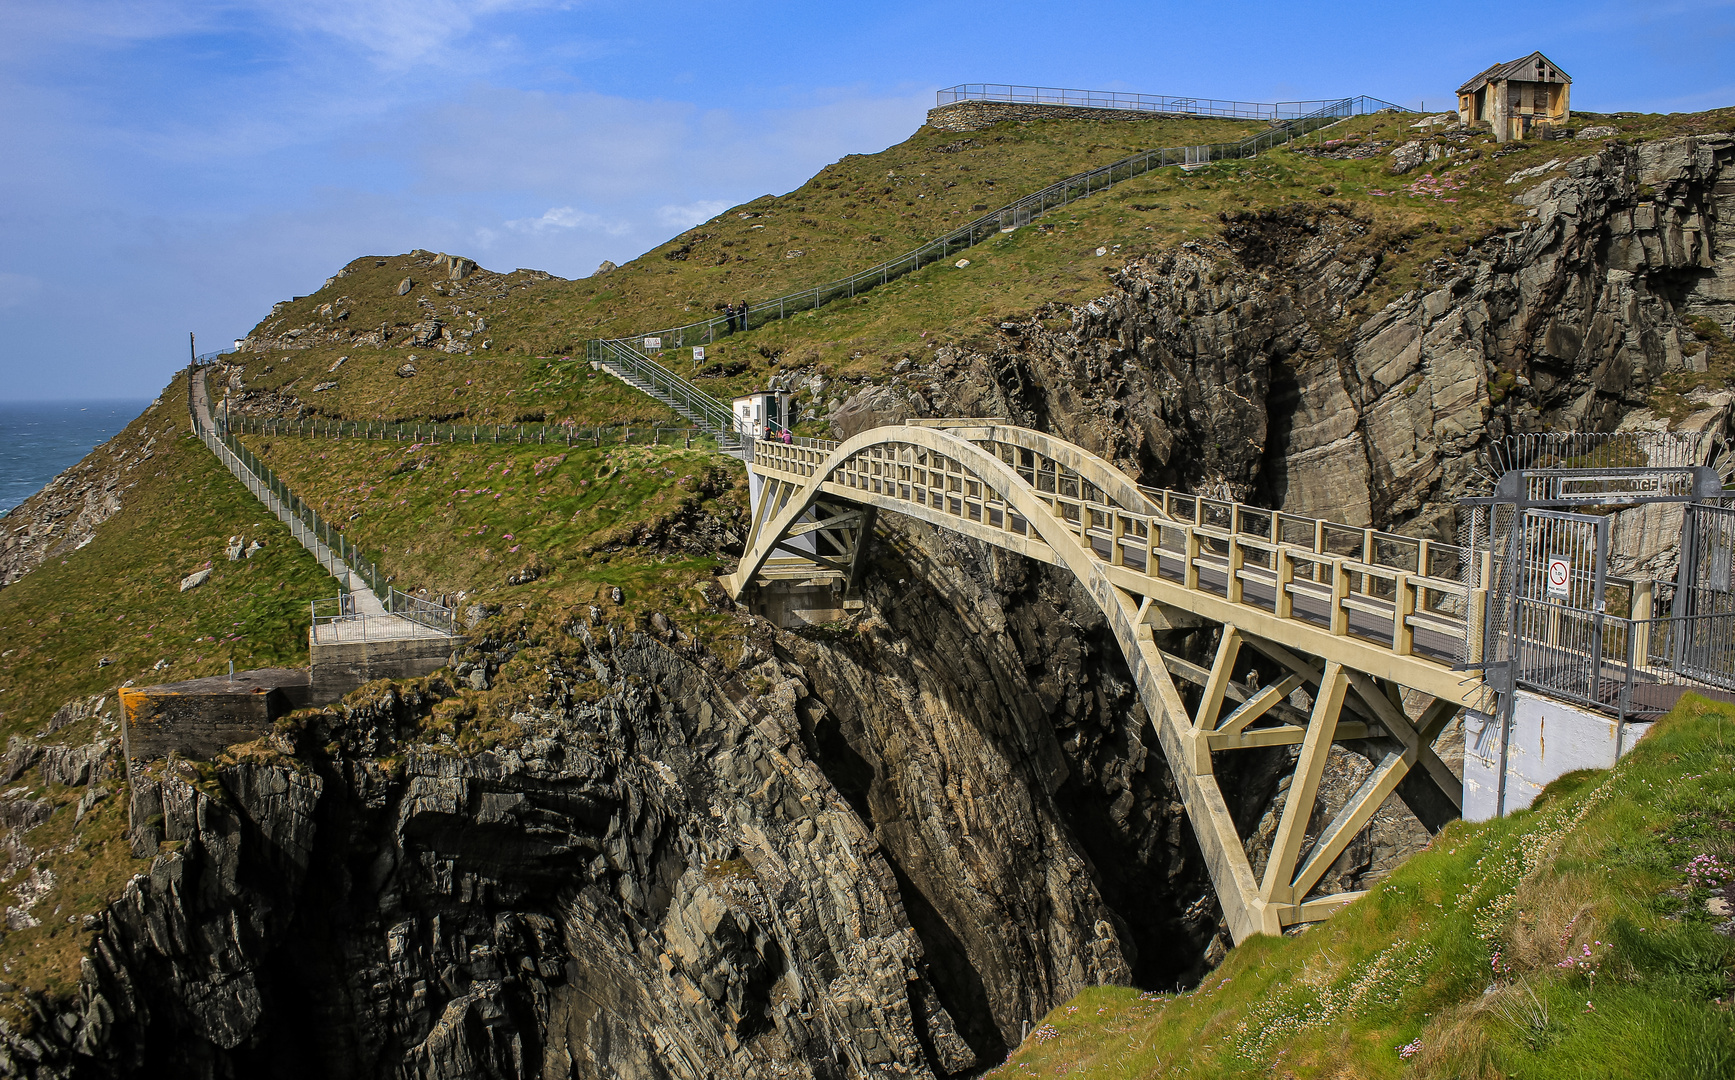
[[4, 131, 1731, 1079], [872, 133, 1735, 540], [1, 516, 1289, 1079]]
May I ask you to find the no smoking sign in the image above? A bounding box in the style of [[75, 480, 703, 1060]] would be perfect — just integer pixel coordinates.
[[1546, 556, 1572, 598]]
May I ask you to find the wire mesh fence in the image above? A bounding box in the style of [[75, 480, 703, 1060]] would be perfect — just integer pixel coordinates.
[[590, 95, 1401, 361], [190, 371, 457, 634], [222, 411, 713, 450]]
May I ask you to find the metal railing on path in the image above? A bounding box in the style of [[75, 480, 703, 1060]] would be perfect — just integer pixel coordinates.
[[935, 84, 1350, 121], [224, 413, 713, 451], [188, 368, 457, 637], [588, 95, 1401, 446], [591, 94, 1401, 361]]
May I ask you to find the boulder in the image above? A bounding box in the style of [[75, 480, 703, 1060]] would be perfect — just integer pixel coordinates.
[[396, 364, 417, 378], [180, 568, 212, 592], [595, 261, 617, 275], [1576, 125, 1617, 140], [829, 384, 920, 441], [396, 277, 413, 296], [1389, 141, 1426, 174]]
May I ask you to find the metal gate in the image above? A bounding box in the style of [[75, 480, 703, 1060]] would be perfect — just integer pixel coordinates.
[[1671, 503, 1735, 687], [1501, 509, 1610, 707]]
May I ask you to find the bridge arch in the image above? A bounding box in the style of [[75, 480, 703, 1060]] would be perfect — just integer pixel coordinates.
[[727, 424, 1473, 942]]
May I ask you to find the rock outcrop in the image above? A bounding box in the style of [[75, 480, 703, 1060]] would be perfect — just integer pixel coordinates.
[[1, 402, 174, 589], [900, 133, 1735, 535]]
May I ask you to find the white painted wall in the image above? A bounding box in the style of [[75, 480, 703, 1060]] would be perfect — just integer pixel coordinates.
[[1463, 690, 1651, 820]]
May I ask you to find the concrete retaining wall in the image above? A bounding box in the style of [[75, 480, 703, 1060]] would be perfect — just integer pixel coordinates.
[[926, 101, 1194, 132], [310, 633, 457, 702], [1463, 690, 1652, 820]]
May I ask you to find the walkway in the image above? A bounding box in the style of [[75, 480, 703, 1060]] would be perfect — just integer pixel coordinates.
[[188, 368, 457, 645]]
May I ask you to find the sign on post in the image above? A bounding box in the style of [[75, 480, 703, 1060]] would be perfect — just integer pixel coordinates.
[[643, 337, 662, 351], [693, 346, 705, 363], [1546, 556, 1571, 598]]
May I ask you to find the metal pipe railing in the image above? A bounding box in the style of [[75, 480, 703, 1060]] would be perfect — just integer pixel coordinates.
[[935, 84, 1350, 121], [586, 95, 1400, 435]]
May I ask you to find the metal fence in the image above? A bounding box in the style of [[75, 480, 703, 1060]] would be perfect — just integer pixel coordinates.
[[935, 84, 1348, 122], [590, 95, 1401, 360], [191, 369, 456, 633], [311, 593, 457, 639], [224, 412, 712, 450], [586, 339, 739, 440], [1509, 596, 1735, 723]]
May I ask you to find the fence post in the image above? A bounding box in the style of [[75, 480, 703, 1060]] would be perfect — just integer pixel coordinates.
[[1330, 559, 1350, 635], [1392, 573, 1416, 655], [1633, 579, 1655, 665]]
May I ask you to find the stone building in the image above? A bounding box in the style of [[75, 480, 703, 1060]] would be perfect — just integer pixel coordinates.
[[1457, 51, 1571, 143]]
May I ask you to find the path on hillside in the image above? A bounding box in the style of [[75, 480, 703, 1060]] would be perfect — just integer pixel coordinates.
[[188, 368, 454, 642], [591, 94, 1400, 376]]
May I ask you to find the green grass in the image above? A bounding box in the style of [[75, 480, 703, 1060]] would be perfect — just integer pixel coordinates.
[[0, 386, 337, 1022], [235, 428, 747, 600], [0, 397, 337, 733], [222, 107, 1735, 429], [990, 697, 1735, 1079]]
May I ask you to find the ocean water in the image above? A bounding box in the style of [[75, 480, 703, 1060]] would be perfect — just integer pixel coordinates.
[[0, 400, 152, 516]]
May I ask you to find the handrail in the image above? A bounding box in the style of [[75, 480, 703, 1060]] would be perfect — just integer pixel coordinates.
[[935, 84, 1350, 122], [587, 95, 1400, 442], [190, 367, 457, 635], [591, 95, 1400, 358], [587, 339, 738, 440]]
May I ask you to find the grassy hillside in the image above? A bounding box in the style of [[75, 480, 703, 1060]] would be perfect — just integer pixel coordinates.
[[3, 98, 1734, 1046], [0, 393, 337, 730], [217, 107, 1735, 431], [990, 698, 1735, 1079], [0, 382, 337, 1009], [233, 426, 748, 627]]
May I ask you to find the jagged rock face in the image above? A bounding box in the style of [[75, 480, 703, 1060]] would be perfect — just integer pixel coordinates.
[[915, 134, 1735, 533], [4, 520, 1259, 1080]]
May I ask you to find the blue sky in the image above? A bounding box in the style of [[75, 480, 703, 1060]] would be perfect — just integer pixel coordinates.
[[2, 0, 1731, 401]]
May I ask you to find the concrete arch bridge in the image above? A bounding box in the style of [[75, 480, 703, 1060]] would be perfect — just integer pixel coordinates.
[[723, 420, 1482, 943]]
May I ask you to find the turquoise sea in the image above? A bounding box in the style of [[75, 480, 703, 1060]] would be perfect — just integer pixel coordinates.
[[0, 400, 151, 516]]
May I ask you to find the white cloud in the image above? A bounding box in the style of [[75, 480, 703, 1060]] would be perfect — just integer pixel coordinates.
[[655, 200, 730, 230], [265, 0, 562, 68], [505, 205, 630, 235]]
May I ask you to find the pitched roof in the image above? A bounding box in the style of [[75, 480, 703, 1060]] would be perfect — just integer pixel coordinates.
[[1457, 52, 1571, 94]]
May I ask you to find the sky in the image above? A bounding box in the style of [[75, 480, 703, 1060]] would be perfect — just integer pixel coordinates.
[[1, 0, 1731, 401]]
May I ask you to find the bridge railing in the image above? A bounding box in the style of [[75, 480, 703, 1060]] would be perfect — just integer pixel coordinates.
[[750, 430, 1474, 666], [1507, 595, 1735, 722]]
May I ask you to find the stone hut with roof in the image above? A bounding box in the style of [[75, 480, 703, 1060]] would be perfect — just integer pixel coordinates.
[[1457, 52, 1571, 143]]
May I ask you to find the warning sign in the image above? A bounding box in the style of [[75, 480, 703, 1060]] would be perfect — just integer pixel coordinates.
[[1546, 556, 1571, 598]]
